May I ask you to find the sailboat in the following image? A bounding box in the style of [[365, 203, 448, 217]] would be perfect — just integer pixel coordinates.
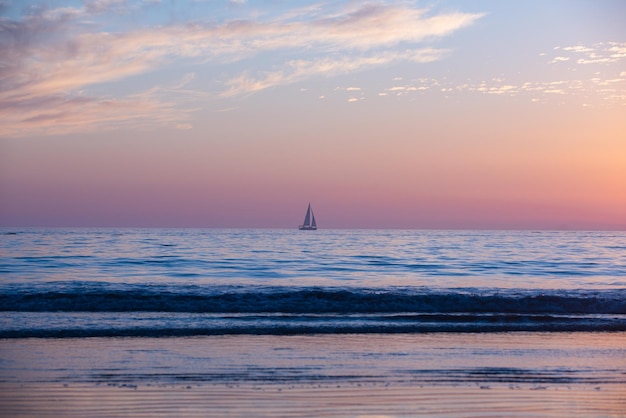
[[299, 203, 317, 230]]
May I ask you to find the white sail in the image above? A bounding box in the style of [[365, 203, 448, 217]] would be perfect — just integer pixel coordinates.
[[299, 203, 317, 230]]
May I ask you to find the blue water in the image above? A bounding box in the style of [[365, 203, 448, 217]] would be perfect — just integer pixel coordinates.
[[1, 228, 625, 337]]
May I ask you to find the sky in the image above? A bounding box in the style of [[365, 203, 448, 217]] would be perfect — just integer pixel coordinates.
[[0, 0, 625, 229]]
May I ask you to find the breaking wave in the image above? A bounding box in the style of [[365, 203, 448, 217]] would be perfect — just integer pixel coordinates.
[[2, 284, 625, 337], [0, 282, 626, 314], [1, 283, 625, 314]]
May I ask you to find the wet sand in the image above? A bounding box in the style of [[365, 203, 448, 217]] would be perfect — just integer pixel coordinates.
[[1, 382, 625, 417], [1, 332, 625, 417]]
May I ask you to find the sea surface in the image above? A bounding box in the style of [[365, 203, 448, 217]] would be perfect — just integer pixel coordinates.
[[1, 228, 625, 416], [1, 228, 625, 338]]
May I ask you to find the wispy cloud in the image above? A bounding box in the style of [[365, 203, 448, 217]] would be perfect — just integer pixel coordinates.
[[550, 56, 570, 64], [0, 2, 483, 137], [365, 42, 626, 105], [0, 93, 190, 137], [372, 72, 626, 106], [550, 42, 626, 65], [222, 48, 448, 97]]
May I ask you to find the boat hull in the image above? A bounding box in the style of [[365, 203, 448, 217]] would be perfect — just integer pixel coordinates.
[[299, 226, 317, 230]]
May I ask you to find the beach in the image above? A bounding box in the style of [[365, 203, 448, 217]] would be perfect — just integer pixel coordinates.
[[3, 382, 624, 417], [2, 332, 625, 417]]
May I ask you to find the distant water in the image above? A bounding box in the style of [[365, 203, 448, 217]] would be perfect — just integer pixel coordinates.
[[1, 228, 625, 337]]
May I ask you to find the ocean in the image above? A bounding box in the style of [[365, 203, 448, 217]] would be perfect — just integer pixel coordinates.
[[1, 228, 625, 416]]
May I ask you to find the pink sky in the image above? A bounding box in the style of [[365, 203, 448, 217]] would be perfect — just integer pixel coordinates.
[[1, 1, 625, 229]]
